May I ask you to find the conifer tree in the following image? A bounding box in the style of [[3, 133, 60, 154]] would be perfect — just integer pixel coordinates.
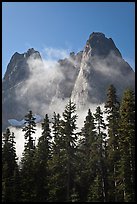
[[2, 128, 20, 202], [77, 109, 97, 201], [48, 112, 67, 202], [93, 106, 107, 202], [33, 113, 52, 202], [20, 110, 36, 201], [118, 88, 135, 202], [22, 110, 36, 151], [61, 99, 78, 202], [88, 174, 103, 202], [104, 84, 120, 202]]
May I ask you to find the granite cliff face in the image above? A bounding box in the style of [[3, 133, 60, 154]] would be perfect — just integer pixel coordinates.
[[2, 32, 135, 130], [71, 32, 135, 108]]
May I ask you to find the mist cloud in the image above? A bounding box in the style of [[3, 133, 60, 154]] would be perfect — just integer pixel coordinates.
[[8, 103, 107, 161], [43, 47, 71, 61], [15, 46, 83, 119], [10, 125, 42, 162], [15, 48, 67, 117]]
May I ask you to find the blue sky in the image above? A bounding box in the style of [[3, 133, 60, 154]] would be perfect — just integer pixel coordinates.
[[2, 2, 135, 77]]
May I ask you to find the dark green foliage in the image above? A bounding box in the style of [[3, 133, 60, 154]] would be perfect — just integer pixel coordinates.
[[48, 112, 67, 202], [93, 106, 108, 202], [76, 109, 97, 202], [20, 110, 36, 201], [88, 174, 103, 202], [33, 113, 52, 202], [117, 88, 135, 202], [104, 84, 120, 202], [61, 99, 78, 202], [2, 86, 135, 202], [22, 110, 36, 150], [2, 129, 20, 202]]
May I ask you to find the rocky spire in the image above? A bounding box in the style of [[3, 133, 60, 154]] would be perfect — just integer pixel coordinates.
[[3, 48, 42, 91], [71, 32, 134, 109], [85, 32, 122, 58]]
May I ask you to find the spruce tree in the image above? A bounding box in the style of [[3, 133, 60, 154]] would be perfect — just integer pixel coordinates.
[[20, 110, 36, 201], [2, 128, 20, 202], [77, 109, 97, 202], [48, 112, 67, 202], [104, 84, 120, 202], [118, 88, 135, 202], [88, 174, 103, 202], [33, 113, 52, 202], [22, 110, 36, 150], [61, 99, 78, 202], [93, 106, 107, 202]]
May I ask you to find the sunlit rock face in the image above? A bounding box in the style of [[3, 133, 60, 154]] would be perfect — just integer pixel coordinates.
[[71, 32, 135, 109]]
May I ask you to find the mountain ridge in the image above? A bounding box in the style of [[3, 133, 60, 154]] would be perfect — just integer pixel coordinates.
[[2, 32, 135, 131]]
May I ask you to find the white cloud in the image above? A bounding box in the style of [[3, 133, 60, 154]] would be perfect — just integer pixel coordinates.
[[8, 103, 107, 161], [90, 51, 123, 77], [15, 51, 65, 116], [43, 47, 70, 61], [10, 124, 42, 162], [76, 102, 106, 130]]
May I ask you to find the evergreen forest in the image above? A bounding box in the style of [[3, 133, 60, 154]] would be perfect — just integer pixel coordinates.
[[2, 85, 135, 202]]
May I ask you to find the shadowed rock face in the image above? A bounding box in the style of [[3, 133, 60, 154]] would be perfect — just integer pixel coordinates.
[[2, 48, 43, 131], [3, 48, 42, 90], [87, 32, 122, 58], [2, 32, 135, 131]]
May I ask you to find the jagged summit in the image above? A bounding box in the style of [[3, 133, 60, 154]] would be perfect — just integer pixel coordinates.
[[27, 48, 36, 54], [4, 48, 40, 71], [86, 32, 122, 58], [3, 48, 42, 91], [89, 32, 105, 39], [25, 48, 42, 59], [7, 48, 40, 64]]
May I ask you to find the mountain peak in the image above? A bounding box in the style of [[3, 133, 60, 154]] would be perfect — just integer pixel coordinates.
[[3, 48, 42, 91], [86, 32, 122, 58], [89, 32, 105, 39], [26, 48, 37, 55], [25, 48, 42, 59]]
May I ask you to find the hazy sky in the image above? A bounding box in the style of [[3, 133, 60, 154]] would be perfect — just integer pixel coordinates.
[[2, 2, 135, 77]]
